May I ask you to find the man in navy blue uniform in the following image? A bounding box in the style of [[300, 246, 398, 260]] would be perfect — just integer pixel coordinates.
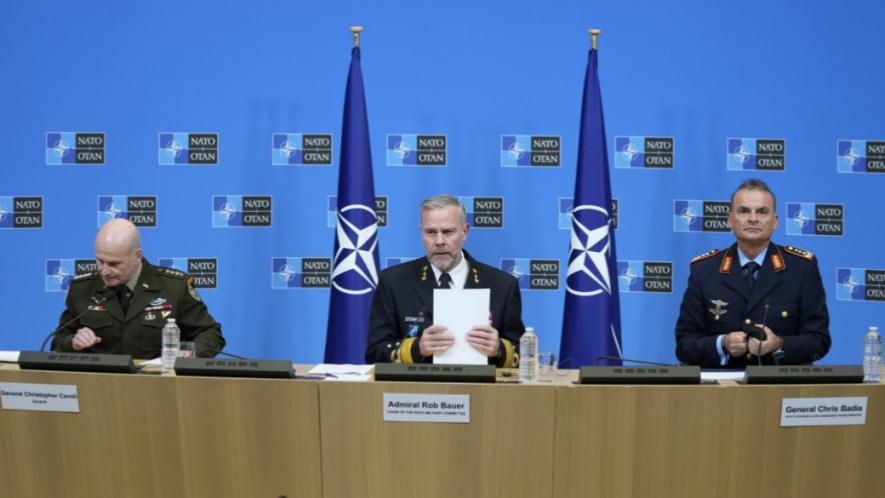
[[675, 179, 830, 368], [365, 194, 524, 366]]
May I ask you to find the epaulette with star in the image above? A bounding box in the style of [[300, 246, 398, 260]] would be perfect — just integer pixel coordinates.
[[156, 267, 187, 279], [690, 248, 720, 264], [784, 245, 815, 260], [72, 272, 98, 282]]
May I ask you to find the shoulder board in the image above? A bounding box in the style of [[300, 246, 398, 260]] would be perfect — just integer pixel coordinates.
[[72, 272, 98, 282], [784, 245, 815, 260], [156, 267, 188, 279], [691, 248, 720, 264]]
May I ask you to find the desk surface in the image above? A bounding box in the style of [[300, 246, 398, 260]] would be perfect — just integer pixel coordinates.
[[1, 364, 882, 498]]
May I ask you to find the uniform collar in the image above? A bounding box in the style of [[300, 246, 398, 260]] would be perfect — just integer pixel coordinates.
[[429, 251, 468, 289], [736, 245, 769, 269]]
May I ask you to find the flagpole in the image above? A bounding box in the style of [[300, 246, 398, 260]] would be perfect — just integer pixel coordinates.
[[589, 28, 600, 50], [350, 25, 363, 47]]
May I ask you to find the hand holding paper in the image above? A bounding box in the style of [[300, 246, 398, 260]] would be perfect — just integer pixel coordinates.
[[433, 288, 490, 365]]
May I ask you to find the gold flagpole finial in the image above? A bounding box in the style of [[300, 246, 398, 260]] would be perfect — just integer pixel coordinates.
[[350, 26, 364, 48], [589, 29, 601, 50]]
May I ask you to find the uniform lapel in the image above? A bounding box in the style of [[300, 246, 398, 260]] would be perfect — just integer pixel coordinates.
[[101, 286, 126, 322], [462, 251, 481, 289], [123, 262, 160, 323], [721, 245, 751, 300], [415, 262, 435, 311]]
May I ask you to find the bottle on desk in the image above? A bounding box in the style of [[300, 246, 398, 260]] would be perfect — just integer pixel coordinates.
[[161, 318, 181, 374], [863, 326, 881, 383], [519, 327, 538, 384]]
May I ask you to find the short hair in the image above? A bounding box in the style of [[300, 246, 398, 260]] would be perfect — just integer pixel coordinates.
[[730, 178, 777, 213], [419, 194, 467, 225]]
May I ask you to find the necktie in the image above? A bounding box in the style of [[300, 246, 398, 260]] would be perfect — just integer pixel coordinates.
[[117, 286, 131, 314], [743, 261, 760, 291], [438, 272, 452, 289]]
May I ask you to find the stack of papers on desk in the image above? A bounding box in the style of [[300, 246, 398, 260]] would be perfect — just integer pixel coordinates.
[[308, 364, 373, 381], [0, 351, 21, 363]]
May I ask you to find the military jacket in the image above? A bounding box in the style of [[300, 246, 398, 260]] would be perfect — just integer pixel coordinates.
[[52, 260, 225, 359], [675, 243, 830, 368], [366, 251, 524, 367]]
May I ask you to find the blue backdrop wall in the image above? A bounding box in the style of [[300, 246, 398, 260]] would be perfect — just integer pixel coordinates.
[[2, 0, 883, 365]]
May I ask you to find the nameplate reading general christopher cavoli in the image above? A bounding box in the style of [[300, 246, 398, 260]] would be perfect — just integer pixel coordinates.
[[780, 397, 867, 427], [383, 393, 470, 423], [0, 382, 80, 413]]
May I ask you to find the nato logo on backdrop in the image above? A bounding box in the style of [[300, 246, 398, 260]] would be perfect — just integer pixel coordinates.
[[271, 257, 331, 289], [837, 140, 885, 174], [500, 259, 560, 290], [46, 132, 105, 165], [159, 133, 219, 165], [500, 135, 561, 167], [272, 133, 333, 165], [727, 138, 786, 171], [617, 261, 673, 293], [786, 202, 844, 236], [614, 136, 674, 169], [559, 198, 618, 230], [327, 196, 388, 228], [386, 134, 447, 166], [0, 196, 43, 229], [836, 267, 885, 302], [458, 196, 504, 228], [157, 258, 219, 289], [45, 259, 96, 292], [97, 196, 157, 227], [673, 199, 730, 232], [212, 195, 272, 227]]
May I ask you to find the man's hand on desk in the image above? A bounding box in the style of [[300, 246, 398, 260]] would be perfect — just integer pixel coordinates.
[[724, 331, 748, 357], [748, 326, 782, 356], [72, 327, 101, 351]]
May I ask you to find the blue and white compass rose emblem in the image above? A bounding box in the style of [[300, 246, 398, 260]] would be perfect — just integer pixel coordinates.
[[331, 203, 379, 295]]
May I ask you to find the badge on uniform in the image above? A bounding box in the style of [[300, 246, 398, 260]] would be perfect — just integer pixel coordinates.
[[708, 299, 729, 320], [144, 312, 157, 321], [187, 278, 201, 301], [150, 298, 167, 306]]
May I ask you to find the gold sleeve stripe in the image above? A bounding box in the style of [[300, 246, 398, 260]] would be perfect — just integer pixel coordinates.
[[501, 338, 517, 368], [397, 338, 417, 364]]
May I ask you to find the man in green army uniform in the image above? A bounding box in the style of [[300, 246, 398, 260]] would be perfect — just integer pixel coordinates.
[[52, 218, 225, 358]]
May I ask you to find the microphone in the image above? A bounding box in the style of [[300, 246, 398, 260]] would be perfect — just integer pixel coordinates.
[[757, 301, 771, 366], [416, 305, 432, 337], [39, 288, 117, 352], [594, 355, 672, 367], [214, 351, 248, 360], [743, 300, 771, 366], [417, 305, 432, 323]]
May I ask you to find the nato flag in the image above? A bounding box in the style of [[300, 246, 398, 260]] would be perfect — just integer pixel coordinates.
[[559, 47, 623, 367], [324, 47, 381, 363]]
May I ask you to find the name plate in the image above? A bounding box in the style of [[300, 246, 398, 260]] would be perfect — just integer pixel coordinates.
[[383, 393, 470, 423], [0, 382, 80, 413], [780, 396, 867, 427]]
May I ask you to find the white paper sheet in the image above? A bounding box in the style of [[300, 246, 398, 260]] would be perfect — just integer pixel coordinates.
[[432, 288, 489, 365], [308, 363, 373, 381], [700, 370, 746, 382], [0, 351, 20, 363]]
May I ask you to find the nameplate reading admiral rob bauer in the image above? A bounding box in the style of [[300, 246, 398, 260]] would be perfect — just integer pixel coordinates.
[[780, 397, 867, 427], [383, 393, 470, 423], [0, 382, 80, 413]]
